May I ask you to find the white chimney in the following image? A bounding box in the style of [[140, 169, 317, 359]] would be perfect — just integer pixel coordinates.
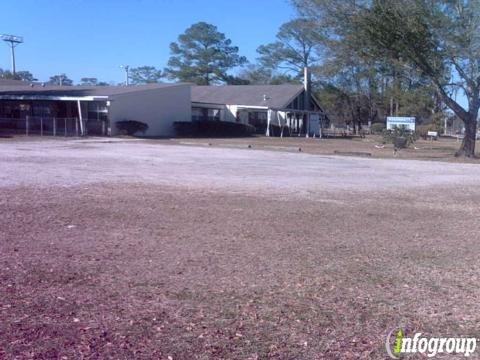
[[304, 67, 311, 111]]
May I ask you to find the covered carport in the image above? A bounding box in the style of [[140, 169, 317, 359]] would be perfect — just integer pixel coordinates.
[[0, 92, 107, 137]]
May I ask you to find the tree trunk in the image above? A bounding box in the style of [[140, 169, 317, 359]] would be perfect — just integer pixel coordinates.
[[435, 85, 479, 157], [351, 107, 358, 135], [456, 114, 477, 157]]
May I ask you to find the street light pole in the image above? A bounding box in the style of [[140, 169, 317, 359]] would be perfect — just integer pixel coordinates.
[[1, 34, 23, 76], [10, 43, 16, 74]]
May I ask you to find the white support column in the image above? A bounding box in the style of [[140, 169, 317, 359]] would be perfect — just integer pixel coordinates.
[[266, 109, 272, 137], [305, 112, 309, 138], [286, 112, 292, 136], [77, 100, 84, 136], [278, 111, 284, 138], [297, 112, 301, 136], [319, 114, 323, 139]]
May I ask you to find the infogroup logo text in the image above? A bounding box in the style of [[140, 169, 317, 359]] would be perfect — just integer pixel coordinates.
[[386, 328, 477, 358]]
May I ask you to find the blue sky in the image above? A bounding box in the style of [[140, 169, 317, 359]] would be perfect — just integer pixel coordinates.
[[1, 0, 295, 84]]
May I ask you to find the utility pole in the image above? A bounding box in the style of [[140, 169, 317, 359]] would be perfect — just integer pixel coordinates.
[[120, 65, 130, 86], [1, 34, 23, 76]]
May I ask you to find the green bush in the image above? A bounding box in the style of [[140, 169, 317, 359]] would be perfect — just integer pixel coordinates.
[[383, 126, 418, 148], [416, 123, 442, 139], [116, 120, 149, 136], [370, 122, 386, 134]]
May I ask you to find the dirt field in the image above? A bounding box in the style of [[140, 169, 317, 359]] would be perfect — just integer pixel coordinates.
[[168, 135, 480, 163], [1, 137, 480, 359]]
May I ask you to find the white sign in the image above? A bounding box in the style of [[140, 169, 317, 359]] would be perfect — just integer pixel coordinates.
[[386, 117, 416, 131], [427, 131, 438, 137]]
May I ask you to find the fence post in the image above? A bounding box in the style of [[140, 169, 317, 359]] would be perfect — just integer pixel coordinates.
[[53, 117, 56, 136], [65, 118, 67, 137], [75, 118, 79, 137], [25, 116, 29, 136], [40, 118, 43, 136]]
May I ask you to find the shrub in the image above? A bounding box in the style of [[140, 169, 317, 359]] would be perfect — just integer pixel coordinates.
[[416, 123, 442, 139], [174, 121, 255, 137], [116, 120, 148, 136], [383, 126, 418, 148], [370, 122, 385, 134]]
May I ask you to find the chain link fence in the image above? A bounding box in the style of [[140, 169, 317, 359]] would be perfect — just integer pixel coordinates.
[[0, 117, 85, 137]]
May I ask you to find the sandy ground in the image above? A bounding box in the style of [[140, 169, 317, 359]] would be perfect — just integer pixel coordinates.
[[1, 137, 480, 192], [167, 135, 480, 163], [1, 137, 480, 359]]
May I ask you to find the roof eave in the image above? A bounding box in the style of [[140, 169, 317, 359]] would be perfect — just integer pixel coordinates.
[[0, 95, 109, 101]]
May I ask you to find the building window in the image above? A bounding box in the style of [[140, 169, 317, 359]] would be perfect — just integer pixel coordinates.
[[19, 103, 31, 112], [87, 102, 108, 121], [192, 107, 204, 121], [192, 107, 221, 122], [208, 109, 220, 121], [32, 103, 52, 117], [248, 111, 268, 133]]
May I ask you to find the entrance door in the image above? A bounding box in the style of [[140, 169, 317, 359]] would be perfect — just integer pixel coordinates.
[[309, 114, 320, 137]]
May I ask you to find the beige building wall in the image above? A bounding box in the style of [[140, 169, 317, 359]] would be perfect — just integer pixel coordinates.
[[108, 84, 191, 137]]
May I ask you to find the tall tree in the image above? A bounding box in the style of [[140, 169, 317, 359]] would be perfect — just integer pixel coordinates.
[[0, 68, 37, 82], [296, 0, 479, 156], [48, 74, 73, 86], [294, 0, 476, 155], [15, 71, 37, 82], [165, 22, 247, 85], [293, 1, 393, 131], [80, 77, 98, 86], [256, 18, 324, 77], [129, 66, 163, 84], [238, 64, 300, 85], [356, 0, 480, 157]]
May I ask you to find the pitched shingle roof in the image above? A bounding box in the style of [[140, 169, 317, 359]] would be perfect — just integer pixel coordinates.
[[0, 82, 189, 98], [191, 84, 304, 108]]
